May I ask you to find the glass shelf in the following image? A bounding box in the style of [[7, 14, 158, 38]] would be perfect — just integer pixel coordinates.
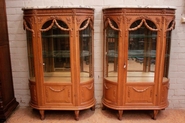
[[129, 34, 157, 38], [42, 34, 69, 38], [42, 50, 90, 58]]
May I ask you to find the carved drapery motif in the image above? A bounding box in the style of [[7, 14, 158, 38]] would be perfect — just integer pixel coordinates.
[[132, 87, 149, 93], [107, 18, 120, 31], [79, 18, 91, 31], [166, 20, 175, 32], [42, 16, 68, 26], [83, 83, 94, 90], [45, 86, 71, 103], [23, 19, 35, 37], [103, 17, 109, 30], [49, 87, 66, 92], [81, 83, 94, 102], [129, 19, 158, 31], [161, 84, 169, 102], [136, 15, 150, 20], [104, 83, 112, 90], [40, 19, 70, 32]]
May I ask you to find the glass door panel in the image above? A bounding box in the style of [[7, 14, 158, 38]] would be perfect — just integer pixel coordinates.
[[41, 20, 70, 83], [128, 20, 157, 83], [163, 21, 173, 79], [26, 22, 35, 80], [104, 20, 119, 82], [79, 19, 93, 82]]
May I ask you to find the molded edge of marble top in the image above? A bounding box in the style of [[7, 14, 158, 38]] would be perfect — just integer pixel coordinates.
[[22, 5, 94, 9], [103, 5, 176, 9]]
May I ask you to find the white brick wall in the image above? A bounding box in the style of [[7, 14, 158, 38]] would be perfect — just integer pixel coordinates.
[[5, 0, 185, 109]]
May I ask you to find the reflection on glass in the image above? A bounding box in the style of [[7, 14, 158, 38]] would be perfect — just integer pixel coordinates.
[[164, 21, 172, 78], [41, 20, 70, 82], [128, 20, 157, 82], [105, 20, 119, 79], [26, 22, 35, 79], [79, 19, 93, 81]]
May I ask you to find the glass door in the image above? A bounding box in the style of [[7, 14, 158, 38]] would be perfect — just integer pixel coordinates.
[[79, 19, 93, 82], [127, 20, 157, 83], [104, 19, 119, 82], [163, 21, 174, 79], [41, 20, 71, 83]]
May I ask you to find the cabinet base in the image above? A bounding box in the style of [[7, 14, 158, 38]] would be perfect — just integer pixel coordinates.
[[30, 98, 96, 120], [102, 102, 168, 120], [0, 98, 19, 121], [35, 104, 96, 120]]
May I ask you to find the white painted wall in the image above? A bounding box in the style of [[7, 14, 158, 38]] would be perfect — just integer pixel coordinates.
[[5, 0, 185, 108]]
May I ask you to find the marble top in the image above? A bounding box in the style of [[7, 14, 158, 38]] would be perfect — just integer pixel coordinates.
[[22, 5, 93, 9], [103, 5, 176, 9]]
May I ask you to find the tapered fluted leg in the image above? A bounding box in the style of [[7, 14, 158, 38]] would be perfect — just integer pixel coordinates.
[[152, 110, 159, 120], [118, 110, 123, 120], [74, 110, 79, 121], [91, 105, 95, 111], [39, 110, 45, 120]]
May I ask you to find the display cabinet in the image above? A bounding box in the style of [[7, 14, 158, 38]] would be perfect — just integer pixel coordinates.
[[0, 0, 19, 121], [22, 7, 95, 120], [102, 7, 175, 120]]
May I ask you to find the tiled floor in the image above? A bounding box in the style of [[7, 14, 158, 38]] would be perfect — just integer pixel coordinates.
[[5, 106, 185, 123]]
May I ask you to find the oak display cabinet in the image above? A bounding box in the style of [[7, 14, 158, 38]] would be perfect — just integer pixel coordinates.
[[22, 7, 95, 120], [102, 7, 175, 120]]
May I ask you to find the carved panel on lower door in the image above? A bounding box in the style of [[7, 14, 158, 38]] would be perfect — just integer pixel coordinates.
[[103, 81, 117, 104], [126, 86, 153, 104], [80, 82, 94, 104], [29, 81, 38, 104], [45, 85, 72, 104], [161, 82, 169, 104]]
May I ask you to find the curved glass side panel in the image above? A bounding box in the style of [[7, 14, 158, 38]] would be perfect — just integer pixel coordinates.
[[128, 20, 157, 83], [164, 21, 173, 78], [104, 19, 119, 82], [25, 22, 35, 79], [41, 20, 70, 83], [79, 19, 93, 82]]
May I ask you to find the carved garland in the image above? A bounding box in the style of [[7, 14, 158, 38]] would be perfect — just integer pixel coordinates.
[[40, 19, 70, 32], [107, 18, 120, 31], [104, 83, 112, 89], [132, 87, 149, 93], [83, 83, 94, 90], [49, 87, 66, 92], [129, 19, 158, 31], [79, 18, 91, 31], [23, 20, 34, 33], [166, 20, 175, 32]]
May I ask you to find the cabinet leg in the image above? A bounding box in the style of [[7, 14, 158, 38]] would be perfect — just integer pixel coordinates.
[[118, 110, 123, 120], [91, 105, 95, 111], [39, 110, 45, 120], [152, 110, 159, 120], [102, 104, 106, 110], [74, 110, 79, 121]]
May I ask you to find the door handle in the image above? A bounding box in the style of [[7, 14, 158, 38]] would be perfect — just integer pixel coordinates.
[[123, 63, 126, 68]]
